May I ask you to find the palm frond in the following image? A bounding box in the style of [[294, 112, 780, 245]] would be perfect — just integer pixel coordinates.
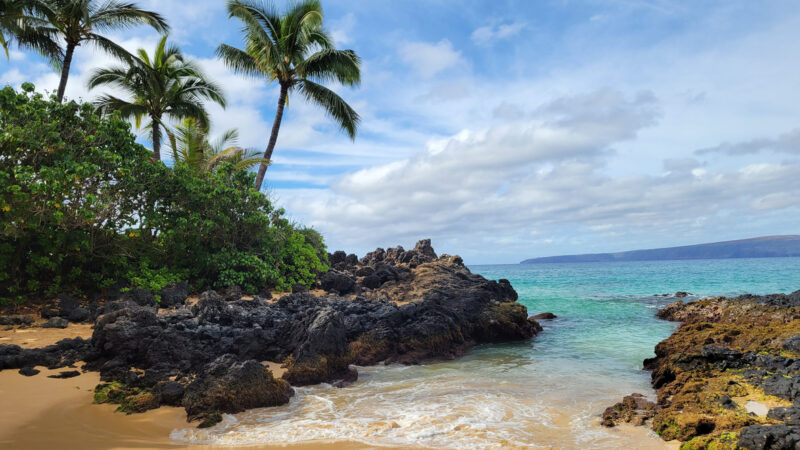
[[90, 1, 169, 33], [215, 43, 264, 79], [297, 79, 359, 139], [295, 49, 360, 86]]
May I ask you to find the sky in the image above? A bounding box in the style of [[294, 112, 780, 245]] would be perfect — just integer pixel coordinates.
[[2, 0, 800, 263]]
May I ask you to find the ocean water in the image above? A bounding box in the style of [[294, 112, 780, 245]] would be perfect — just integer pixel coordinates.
[[172, 258, 800, 449]]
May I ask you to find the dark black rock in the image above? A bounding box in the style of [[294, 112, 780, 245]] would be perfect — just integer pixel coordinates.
[[291, 284, 308, 294], [738, 424, 800, 450], [329, 251, 347, 265], [355, 266, 374, 277], [0, 337, 92, 371], [159, 282, 190, 308], [0, 315, 34, 326], [783, 335, 800, 354], [221, 285, 242, 302], [767, 407, 800, 426], [319, 270, 355, 295], [159, 381, 186, 406], [42, 317, 68, 329], [68, 307, 90, 323], [57, 294, 80, 317], [361, 274, 382, 289], [716, 394, 737, 409], [19, 366, 39, 376], [182, 356, 293, 425], [531, 312, 557, 320], [47, 370, 81, 379], [40, 308, 59, 319], [701, 345, 744, 369], [122, 289, 157, 307]]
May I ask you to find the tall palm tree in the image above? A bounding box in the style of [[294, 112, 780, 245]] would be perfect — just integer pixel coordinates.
[[29, 0, 169, 103], [0, 0, 59, 59], [167, 117, 268, 174], [88, 36, 226, 161], [217, 0, 361, 191]]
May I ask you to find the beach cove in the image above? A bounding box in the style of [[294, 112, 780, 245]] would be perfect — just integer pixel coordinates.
[[3, 257, 799, 448]]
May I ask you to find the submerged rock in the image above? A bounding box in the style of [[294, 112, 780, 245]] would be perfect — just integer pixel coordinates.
[[531, 312, 557, 320]]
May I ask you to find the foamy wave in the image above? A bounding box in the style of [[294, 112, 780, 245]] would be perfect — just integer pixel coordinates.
[[169, 363, 669, 449]]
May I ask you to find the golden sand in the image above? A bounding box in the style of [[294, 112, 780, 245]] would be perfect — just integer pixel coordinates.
[[0, 325, 675, 449]]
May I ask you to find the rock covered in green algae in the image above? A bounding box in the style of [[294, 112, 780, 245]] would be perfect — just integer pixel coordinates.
[[608, 291, 800, 449]]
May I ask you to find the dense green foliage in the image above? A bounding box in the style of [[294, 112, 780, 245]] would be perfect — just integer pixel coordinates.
[[0, 85, 327, 304]]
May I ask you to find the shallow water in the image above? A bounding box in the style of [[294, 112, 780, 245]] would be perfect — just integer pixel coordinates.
[[172, 258, 800, 449]]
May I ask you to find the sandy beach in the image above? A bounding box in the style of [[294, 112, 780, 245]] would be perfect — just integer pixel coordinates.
[[0, 324, 368, 450]]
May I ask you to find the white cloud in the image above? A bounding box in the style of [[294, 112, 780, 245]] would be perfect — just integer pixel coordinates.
[[276, 88, 800, 262], [398, 39, 464, 78], [471, 22, 526, 46], [695, 128, 800, 156], [330, 13, 356, 46]]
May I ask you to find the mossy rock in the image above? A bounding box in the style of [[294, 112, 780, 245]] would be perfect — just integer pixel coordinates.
[[198, 411, 223, 428], [118, 391, 160, 414], [93, 381, 126, 404]]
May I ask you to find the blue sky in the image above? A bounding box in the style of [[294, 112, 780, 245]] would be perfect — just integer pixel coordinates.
[[3, 0, 800, 263]]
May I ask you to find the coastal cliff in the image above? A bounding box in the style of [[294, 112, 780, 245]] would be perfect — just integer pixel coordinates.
[[0, 240, 538, 427], [604, 292, 800, 449]]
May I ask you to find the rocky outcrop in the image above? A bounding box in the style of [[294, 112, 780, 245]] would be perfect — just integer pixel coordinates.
[[0, 338, 92, 370], [602, 393, 657, 427], [0, 240, 537, 427], [182, 356, 294, 427], [609, 292, 800, 449]]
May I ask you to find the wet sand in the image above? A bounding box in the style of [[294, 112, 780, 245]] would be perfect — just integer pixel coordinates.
[[0, 367, 376, 450]]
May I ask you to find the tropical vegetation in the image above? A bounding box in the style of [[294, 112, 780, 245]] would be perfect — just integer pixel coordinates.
[[0, 0, 361, 304], [88, 36, 226, 160], [218, 0, 361, 190], [168, 118, 267, 175], [0, 85, 327, 304]]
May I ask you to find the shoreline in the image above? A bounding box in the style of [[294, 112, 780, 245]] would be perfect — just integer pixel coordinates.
[[0, 353, 676, 450]]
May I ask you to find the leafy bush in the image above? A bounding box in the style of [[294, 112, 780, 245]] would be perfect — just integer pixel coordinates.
[[0, 85, 327, 303]]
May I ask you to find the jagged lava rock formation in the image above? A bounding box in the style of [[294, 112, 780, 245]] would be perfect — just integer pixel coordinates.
[[0, 240, 539, 427], [605, 291, 800, 449]]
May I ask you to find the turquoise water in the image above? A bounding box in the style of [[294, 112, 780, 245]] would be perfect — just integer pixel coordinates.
[[175, 258, 800, 449]]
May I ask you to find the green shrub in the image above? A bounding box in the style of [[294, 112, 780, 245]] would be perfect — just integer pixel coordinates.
[[0, 85, 328, 303]]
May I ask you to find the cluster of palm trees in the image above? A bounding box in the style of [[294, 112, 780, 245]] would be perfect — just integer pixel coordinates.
[[1, 0, 361, 190]]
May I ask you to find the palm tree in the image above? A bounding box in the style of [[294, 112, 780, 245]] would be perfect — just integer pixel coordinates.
[[0, 0, 59, 59], [167, 117, 268, 174], [29, 0, 169, 103], [217, 0, 361, 191], [88, 36, 226, 161]]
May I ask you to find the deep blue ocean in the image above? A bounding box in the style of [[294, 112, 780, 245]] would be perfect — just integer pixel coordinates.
[[176, 258, 800, 449]]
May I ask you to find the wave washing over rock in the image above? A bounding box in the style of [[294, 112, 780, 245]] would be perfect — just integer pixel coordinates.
[[604, 291, 800, 449], [0, 240, 539, 427]]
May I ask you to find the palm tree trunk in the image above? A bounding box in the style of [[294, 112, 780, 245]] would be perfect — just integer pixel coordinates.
[[151, 117, 161, 161], [254, 84, 288, 191], [56, 43, 76, 103]]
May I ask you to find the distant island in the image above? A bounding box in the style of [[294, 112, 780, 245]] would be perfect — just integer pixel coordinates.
[[521, 235, 800, 264]]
